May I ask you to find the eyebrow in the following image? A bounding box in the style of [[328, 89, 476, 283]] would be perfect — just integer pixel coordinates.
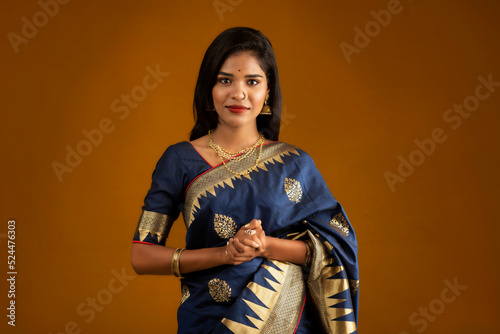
[[218, 71, 264, 78]]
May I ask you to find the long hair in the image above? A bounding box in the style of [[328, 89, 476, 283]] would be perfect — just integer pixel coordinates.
[[189, 27, 282, 141]]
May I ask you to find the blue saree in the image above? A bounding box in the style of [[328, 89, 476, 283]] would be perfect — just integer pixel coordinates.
[[133, 141, 359, 333]]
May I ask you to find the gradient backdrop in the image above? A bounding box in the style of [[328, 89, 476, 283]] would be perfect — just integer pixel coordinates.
[[2, 0, 499, 333]]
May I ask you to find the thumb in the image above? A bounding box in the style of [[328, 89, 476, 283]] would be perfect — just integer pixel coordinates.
[[244, 219, 262, 229]]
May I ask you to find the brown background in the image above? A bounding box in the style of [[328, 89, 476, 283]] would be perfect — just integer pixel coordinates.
[[2, 0, 499, 333]]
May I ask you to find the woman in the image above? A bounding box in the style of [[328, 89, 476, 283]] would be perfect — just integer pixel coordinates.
[[131, 27, 359, 334]]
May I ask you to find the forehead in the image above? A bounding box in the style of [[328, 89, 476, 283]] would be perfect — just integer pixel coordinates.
[[219, 51, 264, 74]]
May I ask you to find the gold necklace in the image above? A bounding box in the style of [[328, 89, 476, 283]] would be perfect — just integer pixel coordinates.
[[208, 130, 265, 176]]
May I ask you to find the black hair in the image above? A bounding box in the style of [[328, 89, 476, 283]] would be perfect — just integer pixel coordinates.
[[189, 27, 282, 141]]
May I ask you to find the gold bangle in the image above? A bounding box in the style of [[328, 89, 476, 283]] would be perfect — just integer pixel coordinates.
[[171, 248, 185, 277]]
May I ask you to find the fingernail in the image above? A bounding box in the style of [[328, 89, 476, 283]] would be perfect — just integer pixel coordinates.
[[245, 223, 250, 228], [254, 243, 259, 248]]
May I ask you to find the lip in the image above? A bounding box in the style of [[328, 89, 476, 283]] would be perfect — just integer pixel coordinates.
[[226, 105, 250, 113]]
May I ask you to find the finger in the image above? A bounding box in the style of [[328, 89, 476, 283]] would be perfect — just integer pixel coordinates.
[[240, 238, 260, 249], [250, 234, 263, 249], [227, 250, 252, 264], [254, 231, 266, 252], [226, 240, 240, 261], [233, 238, 252, 253], [243, 219, 262, 230], [229, 246, 254, 261], [233, 239, 255, 255]]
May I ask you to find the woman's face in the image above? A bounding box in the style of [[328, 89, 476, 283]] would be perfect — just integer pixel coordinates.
[[212, 51, 269, 130]]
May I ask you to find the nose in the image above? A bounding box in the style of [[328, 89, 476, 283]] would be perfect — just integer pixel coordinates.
[[231, 83, 246, 100]]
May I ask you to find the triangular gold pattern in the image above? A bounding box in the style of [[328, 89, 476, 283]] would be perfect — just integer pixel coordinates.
[[257, 162, 268, 172], [184, 143, 301, 229], [306, 231, 357, 334], [322, 264, 357, 333], [138, 229, 150, 241], [207, 186, 217, 197], [243, 299, 268, 327], [224, 178, 234, 188], [193, 198, 200, 210], [134, 211, 175, 243], [221, 260, 287, 333], [138, 229, 163, 242]]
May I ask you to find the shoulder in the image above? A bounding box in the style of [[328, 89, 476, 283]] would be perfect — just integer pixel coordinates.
[[154, 141, 192, 168], [160, 141, 192, 156], [270, 141, 315, 164]]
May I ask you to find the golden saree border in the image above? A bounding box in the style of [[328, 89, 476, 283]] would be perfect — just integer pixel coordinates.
[[183, 142, 300, 229], [307, 231, 357, 333], [221, 259, 305, 334], [134, 210, 175, 243], [259, 262, 305, 334]]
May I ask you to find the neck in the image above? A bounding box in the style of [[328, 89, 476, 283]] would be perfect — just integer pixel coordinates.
[[211, 124, 261, 152]]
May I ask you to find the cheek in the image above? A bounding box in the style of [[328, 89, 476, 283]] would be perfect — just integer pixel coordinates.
[[254, 91, 267, 104], [212, 86, 230, 104], [212, 87, 222, 103]]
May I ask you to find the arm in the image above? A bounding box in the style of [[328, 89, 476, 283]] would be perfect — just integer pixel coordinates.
[[131, 238, 260, 276], [261, 237, 307, 265], [132, 144, 268, 275], [235, 220, 308, 266], [131, 243, 224, 275]]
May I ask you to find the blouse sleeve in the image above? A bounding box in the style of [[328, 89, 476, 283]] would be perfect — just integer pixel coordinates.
[[132, 145, 185, 246]]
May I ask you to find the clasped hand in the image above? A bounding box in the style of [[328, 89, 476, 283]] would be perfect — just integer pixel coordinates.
[[225, 219, 267, 265]]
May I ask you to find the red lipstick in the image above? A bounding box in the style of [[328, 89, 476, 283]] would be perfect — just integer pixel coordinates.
[[226, 105, 249, 113]]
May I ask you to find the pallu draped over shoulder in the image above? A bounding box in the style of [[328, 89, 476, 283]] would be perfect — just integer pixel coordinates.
[[132, 141, 359, 334]]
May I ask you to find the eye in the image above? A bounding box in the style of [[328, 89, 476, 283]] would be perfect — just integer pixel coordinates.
[[219, 78, 231, 84], [248, 79, 259, 85]]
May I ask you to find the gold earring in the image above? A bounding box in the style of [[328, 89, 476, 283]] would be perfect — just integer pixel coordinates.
[[260, 94, 272, 115]]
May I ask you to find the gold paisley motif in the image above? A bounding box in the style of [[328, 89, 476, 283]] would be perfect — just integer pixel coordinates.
[[180, 284, 190, 304], [214, 214, 237, 239], [208, 278, 231, 303], [284, 178, 302, 203], [330, 212, 349, 237]]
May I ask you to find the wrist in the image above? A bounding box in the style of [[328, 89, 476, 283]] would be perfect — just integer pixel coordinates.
[[219, 245, 230, 265], [262, 236, 274, 259]]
